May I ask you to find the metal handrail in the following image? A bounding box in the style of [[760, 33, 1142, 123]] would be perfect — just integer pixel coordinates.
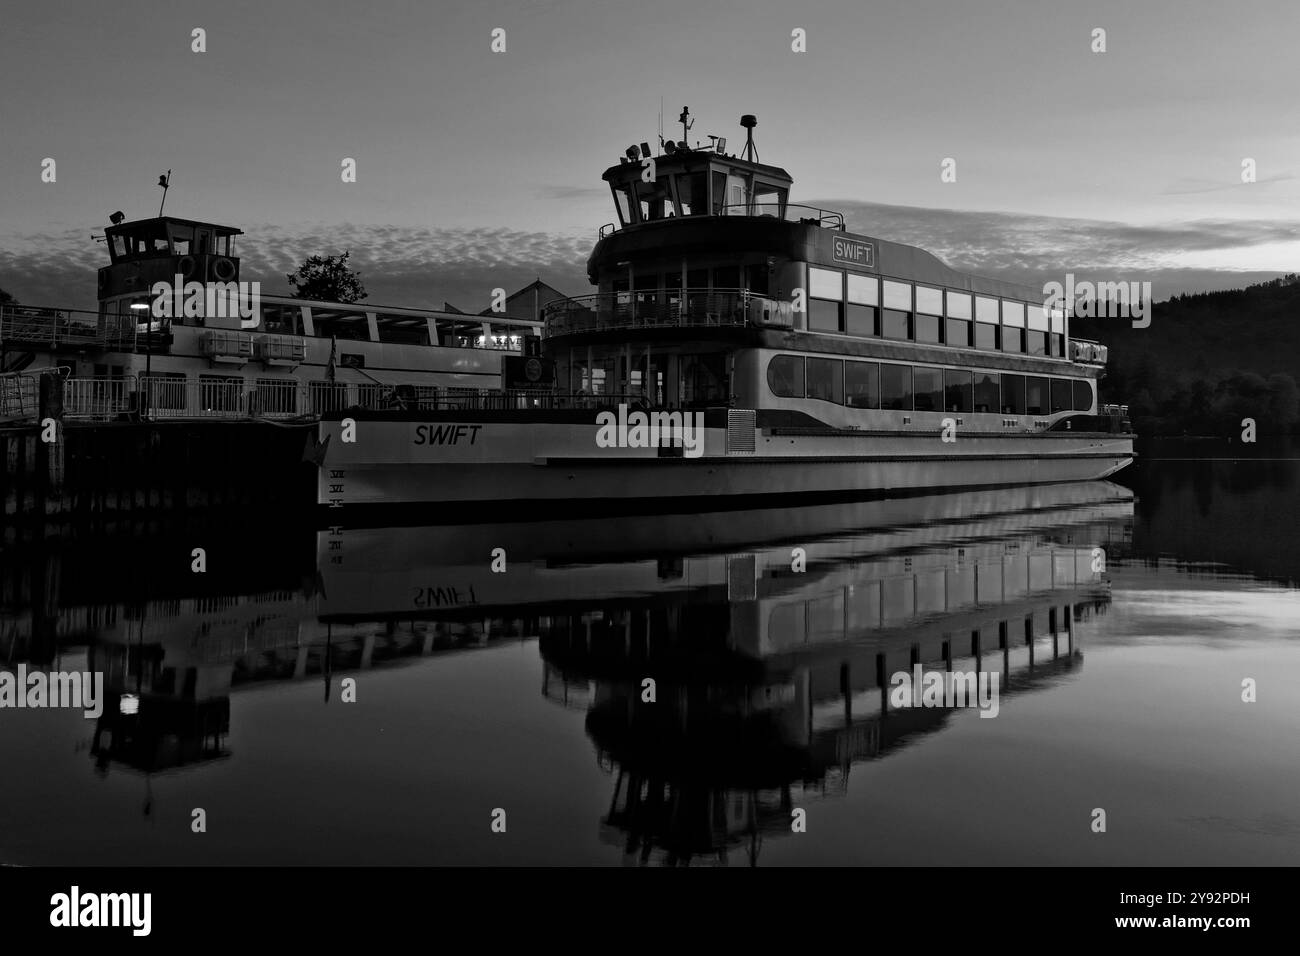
[[720, 203, 846, 229], [0, 304, 136, 350], [543, 288, 792, 337]]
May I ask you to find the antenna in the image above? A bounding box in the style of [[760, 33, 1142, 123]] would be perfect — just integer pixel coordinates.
[[157, 170, 171, 217], [740, 115, 758, 163], [659, 97, 663, 152], [678, 106, 694, 147]]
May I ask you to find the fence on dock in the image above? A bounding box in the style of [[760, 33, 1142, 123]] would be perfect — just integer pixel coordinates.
[[6, 368, 647, 425]]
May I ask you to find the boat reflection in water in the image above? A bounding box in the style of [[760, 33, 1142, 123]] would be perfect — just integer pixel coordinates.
[[3, 482, 1130, 860], [318, 481, 1133, 865]]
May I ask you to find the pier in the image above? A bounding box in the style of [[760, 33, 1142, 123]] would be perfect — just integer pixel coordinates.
[[1, 371, 317, 533]]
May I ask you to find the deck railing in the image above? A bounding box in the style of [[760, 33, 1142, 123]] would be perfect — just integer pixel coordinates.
[[719, 203, 846, 229], [0, 305, 136, 351], [543, 288, 793, 337]]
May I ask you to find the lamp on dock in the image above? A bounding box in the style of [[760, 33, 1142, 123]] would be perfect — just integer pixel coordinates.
[[131, 302, 153, 412]]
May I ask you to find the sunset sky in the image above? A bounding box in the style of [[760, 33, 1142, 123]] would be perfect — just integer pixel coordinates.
[[2, 0, 1297, 311]]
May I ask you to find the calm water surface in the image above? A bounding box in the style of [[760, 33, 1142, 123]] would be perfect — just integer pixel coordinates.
[[2, 439, 1298, 866]]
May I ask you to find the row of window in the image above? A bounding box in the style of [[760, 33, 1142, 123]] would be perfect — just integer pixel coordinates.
[[806, 268, 1066, 357], [767, 354, 1092, 415]]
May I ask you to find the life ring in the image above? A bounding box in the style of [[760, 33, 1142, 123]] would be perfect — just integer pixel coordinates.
[[176, 255, 197, 279], [212, 257, 236, 282]]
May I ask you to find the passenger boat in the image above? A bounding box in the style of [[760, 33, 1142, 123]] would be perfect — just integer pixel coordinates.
[[316, 112, 1134, 511], [0, 217, 546, 421]]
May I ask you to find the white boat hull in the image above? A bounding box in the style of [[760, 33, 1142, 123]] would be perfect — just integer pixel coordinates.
[[316, 414, 1134, 510]]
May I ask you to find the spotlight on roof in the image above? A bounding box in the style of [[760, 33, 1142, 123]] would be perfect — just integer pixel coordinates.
[[640, 142, 652, 159], [625, 144, 640, 161], [109, 210, 125, 225], [664, 140, 677, 155]]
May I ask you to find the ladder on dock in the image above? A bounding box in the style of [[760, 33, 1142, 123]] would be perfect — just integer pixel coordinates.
[[0, 367, 67, 423]]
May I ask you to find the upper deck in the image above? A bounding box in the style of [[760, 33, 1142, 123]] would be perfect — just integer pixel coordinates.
[[544, 112, 1102, 372]]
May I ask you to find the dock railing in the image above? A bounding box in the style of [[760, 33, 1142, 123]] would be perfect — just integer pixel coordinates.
[[44, 376, 669, 422], [63, 375, 136, 421]]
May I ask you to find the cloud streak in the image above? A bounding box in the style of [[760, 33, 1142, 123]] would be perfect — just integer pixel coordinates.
[[2, 205, 1294, 311]]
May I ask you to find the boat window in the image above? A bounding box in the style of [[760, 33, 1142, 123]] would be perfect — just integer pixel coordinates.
[[611, 184, 635, 225], [882, 309, 911, 340], [767, 354, 805, 398], [944, 369, 973, 413], [1051, 378, 1072, 413], [712, 172, 727, 215], [752, 183, 786, 218], [847, 274, 879, 306], [1002, 327, 1024, 353], [974, 372, 999, 413], [915, 286, 943, 317], [846, 361, 880, 408], [882, 280, 912, 311], [1027, 301, 1051, 332], [1048, 333, 1063, 357], [713, 266, 739, 290], [1026, 330, 1047, 356], [881, 364, 913, 410], [975, 321, 999, 350], [1073, 379, 1093, 411], [1001, 373, 1027, 414], [1026, 376, 1048, 415], [806, 357, 843, 404], [809, 299, 843, 332], [945, 291, 972, 320], [725, 174, 750, 212], [675, 171, 708, 216], [846, 304, 878, 337], [633, 177, 675, 221], [1002, 300, 1026, 328], [945, 318, 971, 348], [916, 313, 941, 344], [913, 367, 943, 412], [975, 296, 999, 323], [809, 267, 843, 300]]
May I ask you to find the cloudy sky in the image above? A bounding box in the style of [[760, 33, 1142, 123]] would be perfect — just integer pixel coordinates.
[[2, 0, 1296, 311]]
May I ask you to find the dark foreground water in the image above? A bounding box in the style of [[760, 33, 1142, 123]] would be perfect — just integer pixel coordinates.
[[2, 439, 1298, 866]]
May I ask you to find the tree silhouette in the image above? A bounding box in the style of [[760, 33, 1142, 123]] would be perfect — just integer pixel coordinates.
[[286, 251, 367, 303]]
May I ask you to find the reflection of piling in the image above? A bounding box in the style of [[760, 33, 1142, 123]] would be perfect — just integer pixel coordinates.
[[3, 412, 316, 526]]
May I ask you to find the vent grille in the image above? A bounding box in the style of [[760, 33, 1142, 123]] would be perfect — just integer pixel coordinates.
[[727, 553, 757, 601], [726, 408, 756, 454]]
